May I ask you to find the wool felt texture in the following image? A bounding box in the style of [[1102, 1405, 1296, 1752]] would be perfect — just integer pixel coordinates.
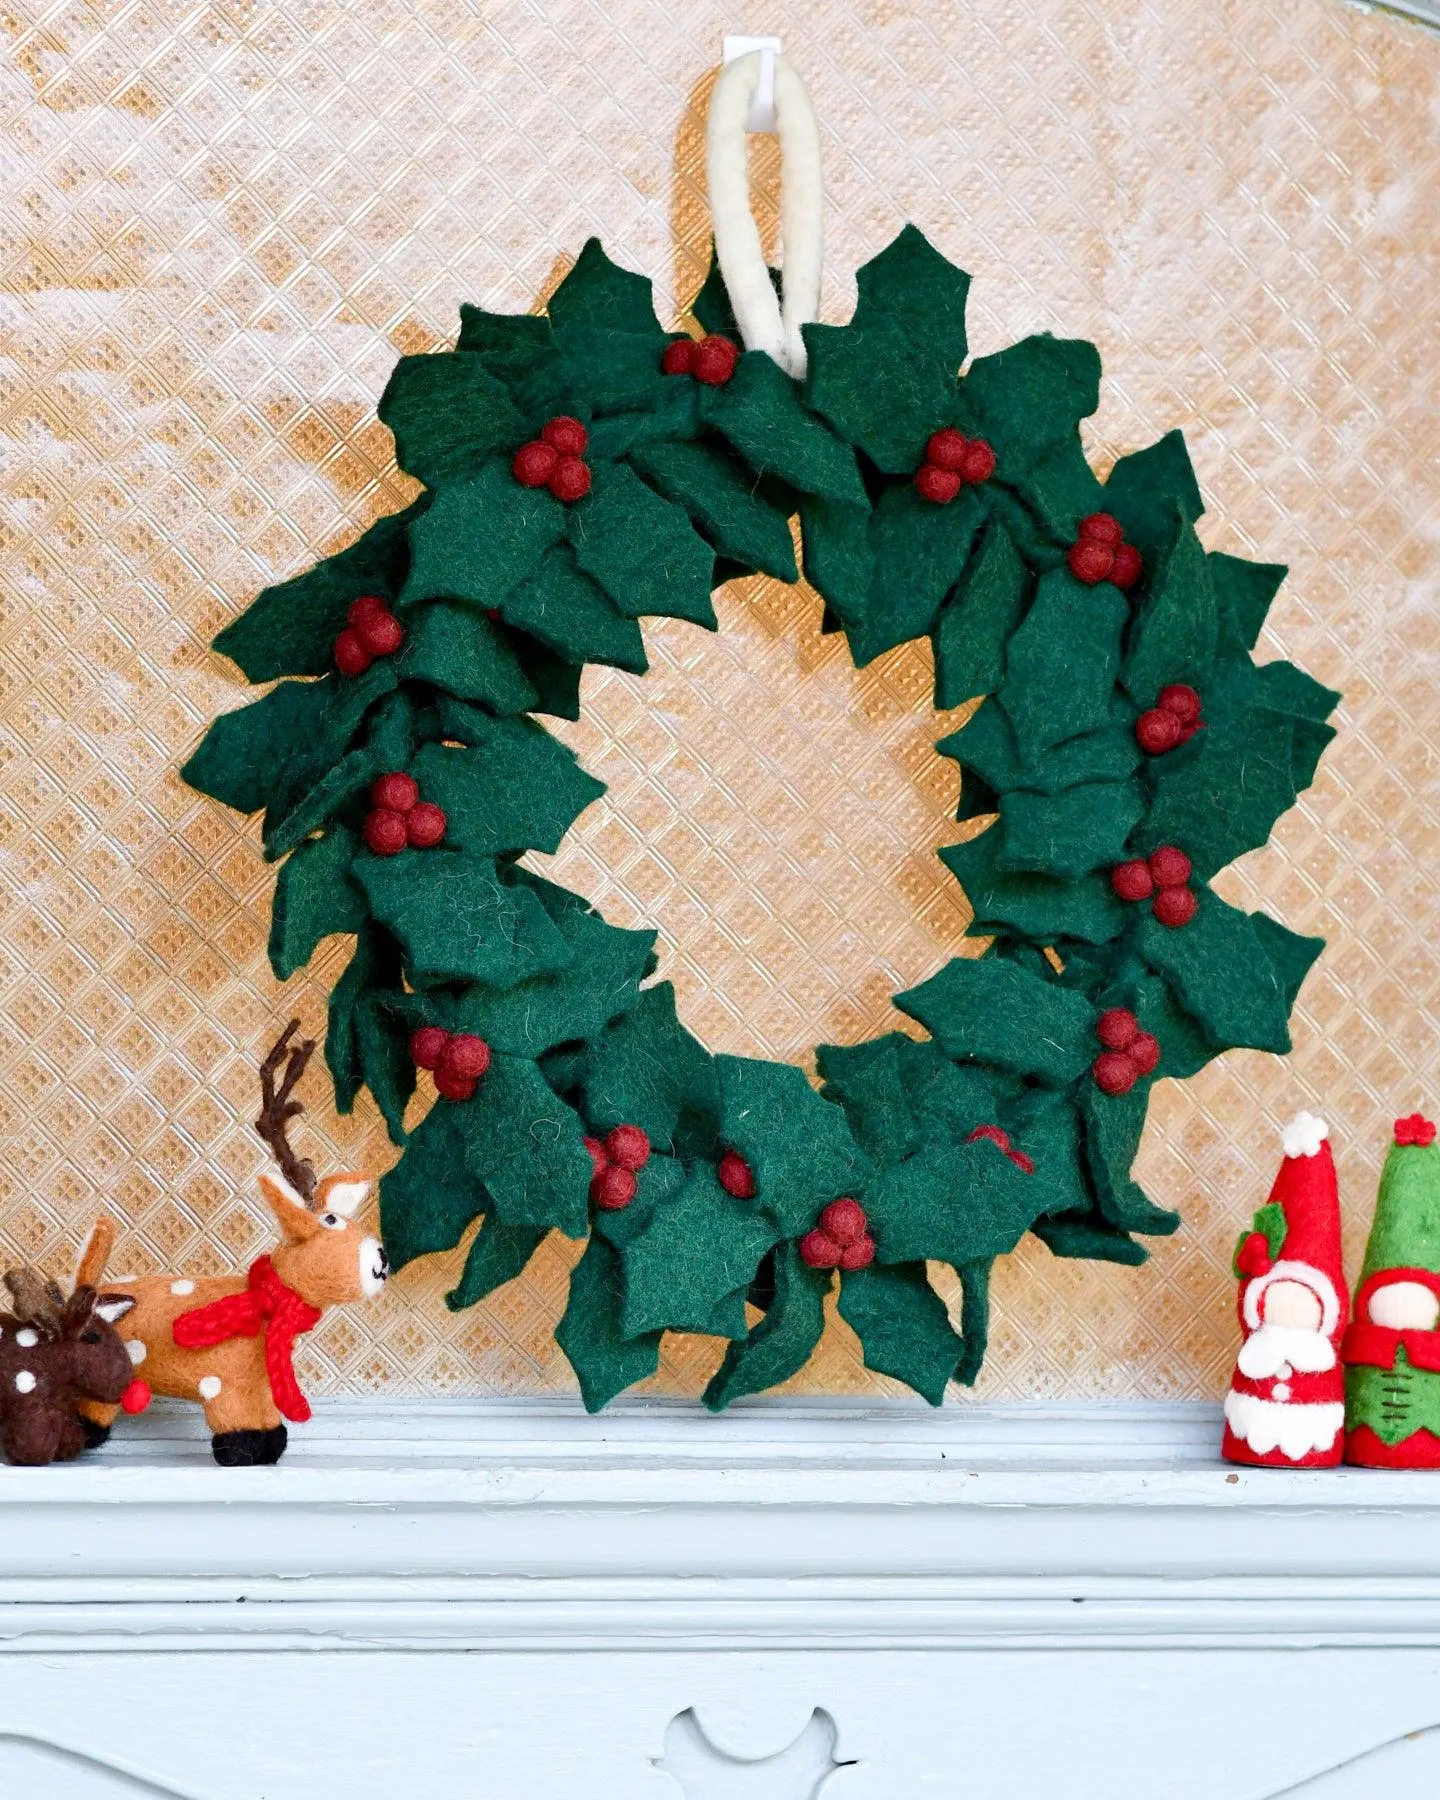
[[186, 223, 1336, 1410], [0, 1277, 138, 1466], [171, 1255, 322, 1424]]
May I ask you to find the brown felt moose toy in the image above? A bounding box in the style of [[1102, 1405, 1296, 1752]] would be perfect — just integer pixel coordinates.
[[0, 1266, 145, 1465], [77, 1021, 388, 1467]]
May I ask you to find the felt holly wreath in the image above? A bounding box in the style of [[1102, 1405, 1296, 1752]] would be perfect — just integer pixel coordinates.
[[182, 60, 1338, 1412]]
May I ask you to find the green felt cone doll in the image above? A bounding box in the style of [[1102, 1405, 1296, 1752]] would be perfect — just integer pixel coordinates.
[[1343, 1113, 1440, 1467]]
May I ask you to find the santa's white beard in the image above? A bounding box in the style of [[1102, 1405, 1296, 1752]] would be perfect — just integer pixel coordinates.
[[1237, 1321, 1336, 1378]]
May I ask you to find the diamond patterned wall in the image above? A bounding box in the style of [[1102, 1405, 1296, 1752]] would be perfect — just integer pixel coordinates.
[[1, 0, 1437, 1404]]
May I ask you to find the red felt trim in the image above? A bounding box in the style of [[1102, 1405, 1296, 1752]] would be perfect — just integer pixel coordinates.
[[172, 1256, 323, 1424]]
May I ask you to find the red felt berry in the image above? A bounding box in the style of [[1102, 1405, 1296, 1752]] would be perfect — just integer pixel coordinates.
[[820, 1197, 867, 1247], [915, 463, 962, 505], [548, 455, 591, 503], [592, 1163, 637, 1211], [1068, 539, 1116, 585], [718, 1150, 756, 1199], [120, 1378, 152, 1415], [371, 772, 418, 813], [662, 338, 697, 375], [605, 1124, 651, 1172], [405, 802, 447, 848], [1079, 512, 1125, 548], [1152, 886, 1198, 929], [1108, 543, 1142, 590], [349, 595, 389, 628], [434, 1068, 477, 1103], [334, 629, 373, 676], [925, 428, 969, 472], [1148, 845, 1192, 890], [1096, 1007, 1140, 1051], [1396, 1113, 1438, 1148], [798, 1228, 842, 1269], [1158, 683, 1203, 725], [693, 334, 739, 385], [838, 1235, 876, 1272], [1127, 1030, 1161, 1076], [541, 415, 588, 457], [1110, 859, 1155, 902], [958, 437, 996, 484], [363, 809, 409, 856], [1235, 1231, 1273, 1279], [1135, 708, 1184, 755], [439, 1033, 491, 1083], [357, 609, 404, 657], [512, 439, 559, 487], [1093, 1051, 1139, 1095], [583, 1136, 608, 1179], [409, 1025, 449, 1070]]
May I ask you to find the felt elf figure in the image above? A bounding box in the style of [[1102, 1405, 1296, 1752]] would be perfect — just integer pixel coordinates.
[[1222, 1112, 1348, 1468], [1342, 1114, 1440, 1469]]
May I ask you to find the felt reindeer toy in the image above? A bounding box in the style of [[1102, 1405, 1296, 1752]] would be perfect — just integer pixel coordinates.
[[77, 1021, 388, 1466], [0, 1265, 145, 1465]]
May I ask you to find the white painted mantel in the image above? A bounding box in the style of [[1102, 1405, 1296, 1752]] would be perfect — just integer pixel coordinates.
[[1, 1398, 1438, 1798]]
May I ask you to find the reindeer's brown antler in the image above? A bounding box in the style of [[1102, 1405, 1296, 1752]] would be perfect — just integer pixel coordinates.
[[256, 1018, 318, 1207], [3, 1267, 66, 1338]]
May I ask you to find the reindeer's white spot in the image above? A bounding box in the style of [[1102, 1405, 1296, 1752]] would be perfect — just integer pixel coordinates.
[[14, 1371, 36, 1394], [198, 1375, 222, 1400], [170, 1279, 195, 1296], [127, 1339, 147, 1365], [14, 1328, 38, 1348]]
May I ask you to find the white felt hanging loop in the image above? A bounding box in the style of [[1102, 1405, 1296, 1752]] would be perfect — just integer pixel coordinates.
[[705, 49, 823, 379]]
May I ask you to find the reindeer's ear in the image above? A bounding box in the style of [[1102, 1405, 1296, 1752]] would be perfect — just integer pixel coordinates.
[[317, 1173, 370, 1219], [94, 1293, 135, 1325], [259, 1170, 321, 1242], [74, 1217, 115, 1290]]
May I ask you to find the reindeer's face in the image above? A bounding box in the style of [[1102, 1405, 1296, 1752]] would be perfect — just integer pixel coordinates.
[[56, 1289, 137, 1404], [260, 1172, 389, 1308]]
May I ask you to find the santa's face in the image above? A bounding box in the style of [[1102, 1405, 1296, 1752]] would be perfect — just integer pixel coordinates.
[[1237, 1277, 1336, 1378]]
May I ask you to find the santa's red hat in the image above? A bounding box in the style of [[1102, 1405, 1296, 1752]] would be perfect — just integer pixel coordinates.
[[1239, 1112, 1346, 1338]]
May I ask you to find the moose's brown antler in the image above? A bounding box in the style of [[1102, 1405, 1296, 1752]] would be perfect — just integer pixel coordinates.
[[256, 1018, 318, 1207], [3, 1267, 66, 1337]]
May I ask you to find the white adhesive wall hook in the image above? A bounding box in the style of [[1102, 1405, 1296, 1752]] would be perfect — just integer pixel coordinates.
[[722, 35, 781, 133]]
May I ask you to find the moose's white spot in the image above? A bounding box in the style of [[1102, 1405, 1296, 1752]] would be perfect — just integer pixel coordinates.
[[127, 1340, 147, 1365], [14, 1328, 38, 1348], [197, 1375, 222, 1400], [14, 1371, 36, 1394], [170, 1279, 195, 1296]]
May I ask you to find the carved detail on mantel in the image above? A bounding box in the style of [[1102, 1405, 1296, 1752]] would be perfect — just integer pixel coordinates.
[[655, 1709, 849, 1798]]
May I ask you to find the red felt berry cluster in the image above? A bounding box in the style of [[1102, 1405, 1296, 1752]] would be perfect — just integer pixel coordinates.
[[661, 334, 740, 386], [1066, 513, 1142, 590], [964, 1123, 1035, 1175], [335, 594, 404, 677], [913, 428, 996, 504], [1090, 1008, 1161, 1096], [584, 1125, 652, 1211], [410, 1027, 492, 1102], [1235, 1231, 1274, 1279], [363, 772, 447, 856], [717, 1149, 756, 1198], [512, 416, 592, 503], [799, 1198, 875, 1271], [1110, 845, 1197, 928], [1395, 1113, 1438, 1148], [1135, 683, 1205, 755]]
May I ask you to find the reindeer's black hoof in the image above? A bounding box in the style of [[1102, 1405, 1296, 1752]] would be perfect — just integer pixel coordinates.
[[79, 1419, 112, 1451], [212, 1425, 287, 1467]]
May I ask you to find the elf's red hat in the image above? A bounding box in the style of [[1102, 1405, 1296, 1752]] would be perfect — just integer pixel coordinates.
[[1240, 1112, 1346, 1338]]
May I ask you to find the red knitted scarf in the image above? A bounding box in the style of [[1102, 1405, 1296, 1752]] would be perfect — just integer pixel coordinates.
[[172, 1255, 322, 1422]]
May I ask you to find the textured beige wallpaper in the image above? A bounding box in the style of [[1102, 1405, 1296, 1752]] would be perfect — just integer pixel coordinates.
[[1, 0, 1436, 1404]]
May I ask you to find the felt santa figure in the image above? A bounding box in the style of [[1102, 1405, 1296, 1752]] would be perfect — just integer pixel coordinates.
[[1343, 1114, 1440, 1468], [1221, 1112, 1348, 1468]]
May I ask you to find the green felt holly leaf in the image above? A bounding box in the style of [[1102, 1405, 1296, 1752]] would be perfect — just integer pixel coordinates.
[[325, 928, 385, 1113], [702, 1246, 831, 1411], [1137, 890, 1303, 1054], [1101, 431, 1203, 565], [557, 1235, 662, 1412], [953, 1259, 991, 1386], [581, 981, 720, 1153], [445, 1218, 546, 1311], [938, 694, 1141, 800], [499, 545, 648, 674], [181, 679, 326, 819], [213, 502, 423, 683], [268, 825, 366, 979], [568, 459, 716, 628], [1209, 551, 1287, 653], [704, 351, 866, 505], [378, 1098, 485, 1271], [1141, 708, 1310, 881], [1122, 516, 1217, 704], [849, 484, 983, 665], [629, 439, 798, 582], [894, 1037, 1007, 1147], [401, 457, 566, 614], [510, 635, 583, 720], [815, 1035, 923, 1169], [456, 306, 553, 360], [857, 224, 971, 365], [866, 1136, 1043, 1265], [1252, 910, 1325, 1017], [451, 1052, 594, 1236], [261, 691, 416, 860], [837, 1260, 960, 1405], [349, 982, 418, 1145], [1033, 1216, 1147, 1265], [1233, 1199, 1288, 1275], [715, 1055, 873, 1237], [1001, 569, 1128, 762], [932, 521, 1029, 709], [378, 352, 524, 490], [400, 598, 542, 713], [619, 1162, 778, 1338], [1008, 1094, 1094, 1217], [409, 727, 604, 858], [964, 333, 1101, 465], [942, 828, 1126, 947], [1131, 968, 1220, 1082], [1255, 659, 1342, 726], [895, 955, 1096, 1084], [546, 238, 668, 416], [798, 497, 873, 628], [997, 777, 1145, 879], [1013, 437, 1107, 545], [1079, 1083, 1179, 1236]]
